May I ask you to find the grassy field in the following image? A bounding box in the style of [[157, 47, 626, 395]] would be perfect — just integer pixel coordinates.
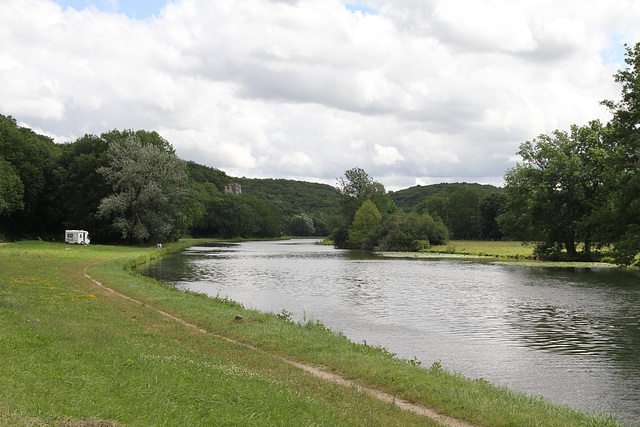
[[427, 240, 538, 259], [0, 241, 625, 426]]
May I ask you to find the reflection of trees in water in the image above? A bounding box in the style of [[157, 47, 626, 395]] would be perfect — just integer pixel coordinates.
[[508, 301, 640, 361], [504, 267, 640, 362]]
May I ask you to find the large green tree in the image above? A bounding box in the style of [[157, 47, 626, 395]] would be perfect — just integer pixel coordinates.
[[480, 193, 507, 241], [347, 199, 382, 249], [333, 167, 448, 251], [500, 43, 640, 264], [445, 186, 482, 240], [598, 42, 640, 264], [97, 135, 189, 243], [287, 213, 316, 236], [500, 122, 607, 259], [55, 133, 113, 241]]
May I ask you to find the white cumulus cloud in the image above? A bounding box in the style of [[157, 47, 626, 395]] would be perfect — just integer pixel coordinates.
[[1, 0, 639, 190], [373, 144, 405, 166]]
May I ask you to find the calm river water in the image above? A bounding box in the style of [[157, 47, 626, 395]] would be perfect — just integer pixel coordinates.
[[137, 239, 640, 425]]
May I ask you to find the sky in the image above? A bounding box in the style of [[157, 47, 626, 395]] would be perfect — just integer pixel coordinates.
[[1, 0, 639, 190]]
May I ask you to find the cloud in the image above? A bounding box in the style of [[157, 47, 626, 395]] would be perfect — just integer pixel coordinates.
[[1, 0, 639, 190], [373, 144, 404, 166]]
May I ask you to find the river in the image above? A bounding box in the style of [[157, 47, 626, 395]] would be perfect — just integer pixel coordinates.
[[137, 239, 640, 425]]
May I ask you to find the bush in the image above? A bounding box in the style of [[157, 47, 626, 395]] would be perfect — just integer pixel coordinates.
[[377, 213, 448, 251], [331, 226, 349, 249], [286, 213, 315, 236]]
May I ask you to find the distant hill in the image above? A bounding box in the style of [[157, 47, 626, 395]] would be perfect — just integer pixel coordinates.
[[186, 161, 231, 189], [186, 162, 341, 218], [187, 161, 502, 222], [390, 183, 503, 213], [235, 177, 341, 218]]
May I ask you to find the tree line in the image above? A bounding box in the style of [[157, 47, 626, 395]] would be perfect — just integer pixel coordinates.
[[0, 115, 455, 251], [0, 122, 329, 243], [329, 43, 640, 265], [2, 43, 640, 264], [497, 43, 640, 265]]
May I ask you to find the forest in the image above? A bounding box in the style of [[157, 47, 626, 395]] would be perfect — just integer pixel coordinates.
[[1, 43, 640, 265], [0, 122, 342, 243], [0, 113, 503, 249]]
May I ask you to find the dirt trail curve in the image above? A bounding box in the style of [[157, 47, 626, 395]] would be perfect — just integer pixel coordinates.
[[84, 267, 477, 427]]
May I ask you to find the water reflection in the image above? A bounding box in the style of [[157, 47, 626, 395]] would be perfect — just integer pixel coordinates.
[[511, 303, 619, 355], [138, 240, 640, 425], [504, 268, 640, 364]]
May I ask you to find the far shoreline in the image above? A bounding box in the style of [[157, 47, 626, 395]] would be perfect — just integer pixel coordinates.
[[374, 250, 621, 269]]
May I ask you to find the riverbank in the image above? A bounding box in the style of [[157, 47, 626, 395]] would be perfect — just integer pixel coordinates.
[[376, 240, 620, 268], [0, 241, 625, 426]]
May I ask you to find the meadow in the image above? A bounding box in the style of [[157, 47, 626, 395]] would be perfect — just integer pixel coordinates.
[[0, 240, 625, 426], [426, 240, 537, 259]]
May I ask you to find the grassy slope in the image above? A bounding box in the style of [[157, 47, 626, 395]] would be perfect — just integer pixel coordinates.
[[0, 241, 624, 426]]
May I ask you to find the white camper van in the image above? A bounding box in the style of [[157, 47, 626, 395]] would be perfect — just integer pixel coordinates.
[[65, 230, 90, 245]]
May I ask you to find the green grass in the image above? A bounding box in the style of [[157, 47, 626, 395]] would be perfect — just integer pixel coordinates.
[[424, 241, 623, 267], [427, 240, 538, 259], [0, 241, 626, 426]]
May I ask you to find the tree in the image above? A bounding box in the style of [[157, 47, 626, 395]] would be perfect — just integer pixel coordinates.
[[376, 212, 448, 251], [337, 167, 396, 222], [445, 186, 481, 240], [0, 114, 61, 239], [415, 184, 503, 240], [287, 213, 315, 236], [480, 193, 506, 241], [416, 194, 447, 222], [0, 155, 24, 216], [101, 129, 176, 154], [347, 200, 382, 249], [97, 135, 189, 243], [499, 122, 607, 259], [54, 133, 113, 241], [333, 167, 399, 248], [250, 197, 282, 238], [188, 181, 222, 236], [599, 42, 640, 264]]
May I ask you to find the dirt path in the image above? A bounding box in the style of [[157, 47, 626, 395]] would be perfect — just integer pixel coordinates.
[[84, 267, 477, 427]]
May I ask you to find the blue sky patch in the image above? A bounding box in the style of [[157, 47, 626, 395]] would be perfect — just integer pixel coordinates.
[[600, 36, 628, 67], [53, 0, 168, 19], [345, 1, 378, 16]]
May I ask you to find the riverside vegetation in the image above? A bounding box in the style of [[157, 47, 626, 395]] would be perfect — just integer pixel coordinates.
[[4, 43, 640, 264], [0, 240, 625, 426]]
